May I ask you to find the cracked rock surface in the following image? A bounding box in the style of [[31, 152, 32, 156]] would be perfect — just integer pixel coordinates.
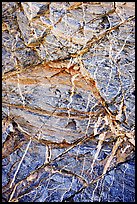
[[2, 2, 135, 202]]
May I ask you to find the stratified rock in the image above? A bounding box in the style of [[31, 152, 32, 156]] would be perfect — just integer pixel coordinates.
[[2, 2, 135, 202]]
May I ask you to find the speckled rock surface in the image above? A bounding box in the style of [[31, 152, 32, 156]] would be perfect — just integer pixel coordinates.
[[2, 2, 135, 202]]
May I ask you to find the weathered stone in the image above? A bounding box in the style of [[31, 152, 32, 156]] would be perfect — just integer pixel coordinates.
[[2, 2, 135, 202]]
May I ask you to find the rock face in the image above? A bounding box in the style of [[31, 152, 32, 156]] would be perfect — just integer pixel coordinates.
[[2, 2, 135, 202]]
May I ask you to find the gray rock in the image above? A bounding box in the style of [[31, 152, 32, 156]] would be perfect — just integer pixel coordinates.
[[2, 2, 135, 202]]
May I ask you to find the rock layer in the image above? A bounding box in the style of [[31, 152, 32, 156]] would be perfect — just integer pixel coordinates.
[[2, 2, 135, 202]]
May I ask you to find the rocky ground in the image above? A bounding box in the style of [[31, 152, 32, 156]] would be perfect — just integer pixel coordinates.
[[2, 2, 135, 202]]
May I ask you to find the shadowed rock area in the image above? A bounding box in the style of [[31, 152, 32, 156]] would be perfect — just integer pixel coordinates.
[[2, 2, 135, 202]]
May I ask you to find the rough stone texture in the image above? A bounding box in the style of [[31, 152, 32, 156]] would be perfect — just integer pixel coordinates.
[[2, 2, 135, 202]]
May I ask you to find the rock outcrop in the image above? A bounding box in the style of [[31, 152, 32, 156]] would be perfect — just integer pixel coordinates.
[[2, 2, 135, 202]]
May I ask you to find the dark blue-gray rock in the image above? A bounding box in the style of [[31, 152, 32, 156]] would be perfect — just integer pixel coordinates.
[[2, 2, 135, 202]]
